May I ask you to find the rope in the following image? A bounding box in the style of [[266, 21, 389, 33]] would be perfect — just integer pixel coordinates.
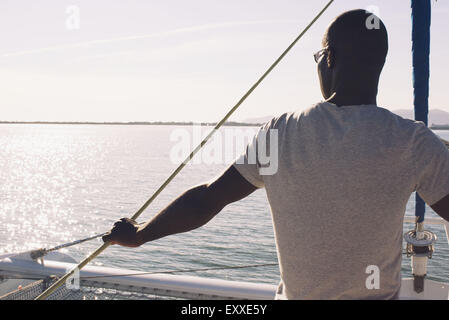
[[29, 233, 108, 260], [35, 0, 335, 300]]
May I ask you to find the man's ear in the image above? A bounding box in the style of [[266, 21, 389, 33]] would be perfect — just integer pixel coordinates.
[[327, 47, 335, 69]]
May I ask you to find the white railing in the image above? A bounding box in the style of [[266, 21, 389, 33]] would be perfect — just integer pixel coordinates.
[[0, 256, 277, 300]]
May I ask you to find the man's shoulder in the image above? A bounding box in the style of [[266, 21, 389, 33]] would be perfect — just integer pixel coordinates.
[[363, 105, 429, 126], [261, 103, 428, 131], [262, 103, 324, 130], [376, 106, 423, 126]]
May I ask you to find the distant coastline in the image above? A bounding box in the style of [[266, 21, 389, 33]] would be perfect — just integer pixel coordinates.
[[0, 121, 262, 127], [430, 124, 449, 130], [1, 120, 448, 129]]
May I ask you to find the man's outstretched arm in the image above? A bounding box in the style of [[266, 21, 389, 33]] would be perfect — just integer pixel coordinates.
[[102, 165, 258, 247]]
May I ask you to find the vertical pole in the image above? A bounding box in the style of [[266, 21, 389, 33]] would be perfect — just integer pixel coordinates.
[[411, 0, 431, 223]]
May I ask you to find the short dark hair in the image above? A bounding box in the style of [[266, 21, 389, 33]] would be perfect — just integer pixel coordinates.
[[324, 9, 388, 70]]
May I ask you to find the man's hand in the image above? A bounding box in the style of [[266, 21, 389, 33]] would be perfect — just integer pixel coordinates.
[[102, 218, 142, 247]]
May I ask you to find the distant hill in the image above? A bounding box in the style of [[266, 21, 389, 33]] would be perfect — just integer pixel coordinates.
[[391, 109, 449, 126]]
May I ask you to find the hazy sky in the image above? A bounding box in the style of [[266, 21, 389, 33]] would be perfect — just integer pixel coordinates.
[[0, 0, 448, 122]]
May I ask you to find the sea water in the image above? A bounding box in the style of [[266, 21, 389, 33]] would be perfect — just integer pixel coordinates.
[[0, 124, 447, 285]]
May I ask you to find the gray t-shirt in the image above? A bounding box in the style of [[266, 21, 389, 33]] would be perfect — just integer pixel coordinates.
[[233, 101, 449, 300]]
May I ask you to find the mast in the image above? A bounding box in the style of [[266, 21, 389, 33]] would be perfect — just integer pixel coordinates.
[[411, 0, 431, 223], [406, 0, 435, 294]]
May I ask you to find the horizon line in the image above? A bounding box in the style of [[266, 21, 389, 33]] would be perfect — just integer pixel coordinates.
[[0, 120, 263, 127]]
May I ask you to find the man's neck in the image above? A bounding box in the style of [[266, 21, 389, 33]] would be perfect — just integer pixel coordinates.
[[326, 91, 377, 107]]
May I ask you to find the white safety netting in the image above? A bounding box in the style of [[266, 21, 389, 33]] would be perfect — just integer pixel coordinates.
[[0, 276, 181, 300]]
